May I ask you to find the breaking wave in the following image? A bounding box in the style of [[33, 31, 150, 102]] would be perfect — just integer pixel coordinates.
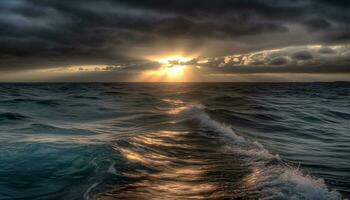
[[182, 104, 342, 200]]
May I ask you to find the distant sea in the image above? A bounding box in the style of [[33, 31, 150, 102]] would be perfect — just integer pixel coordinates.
[[0, 83, 349, 200]]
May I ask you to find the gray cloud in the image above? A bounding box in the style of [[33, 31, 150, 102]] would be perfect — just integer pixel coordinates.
[[269, 56, 290, 65], [192, 44, 350, 74], [318, 47, 336, 54], [212, 65, 350, 74], [292, 50, 314, 60]]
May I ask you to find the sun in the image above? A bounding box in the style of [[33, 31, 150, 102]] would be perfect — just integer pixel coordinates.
[[156, 56, 192, 80], [148, 64, 187, 81], [139, 55, 193, 82], [161, 65, 186, 78]]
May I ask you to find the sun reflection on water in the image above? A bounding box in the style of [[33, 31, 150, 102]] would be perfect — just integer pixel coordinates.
[[99, 129, 221, 200]]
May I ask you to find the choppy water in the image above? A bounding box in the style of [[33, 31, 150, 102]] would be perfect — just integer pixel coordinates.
[[0, 83, 349, 200]]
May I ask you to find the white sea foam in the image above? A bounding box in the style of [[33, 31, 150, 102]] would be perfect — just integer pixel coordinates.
[[84, 182, 100, 200], [181, 103, 342, 200], [279, 168, 341, 200], [241, 166, 342, 200], [184, 104, 245, 143], [107, 162, 118, 175]]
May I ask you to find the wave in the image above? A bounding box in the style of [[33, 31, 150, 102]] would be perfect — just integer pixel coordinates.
[[0, 112, 30, 121], [325, 110, 350, 120], [17, 123, 97, 135], [71, 95, 101, 99], [184, 104, 245, 143], [181, 104, 342, 200]]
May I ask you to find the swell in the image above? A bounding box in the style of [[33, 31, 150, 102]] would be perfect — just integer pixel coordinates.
[[0, 112, 30, 121], [181, 104, 342, 200], [18, 123, 97, 135], [1, 98, 61, 106]]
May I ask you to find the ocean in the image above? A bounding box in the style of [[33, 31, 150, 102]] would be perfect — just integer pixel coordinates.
[[0, 83, 349, 200]]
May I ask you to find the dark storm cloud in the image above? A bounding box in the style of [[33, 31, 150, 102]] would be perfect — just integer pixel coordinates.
[[0, 0, 349, 73], [303, 18, 332, 32]]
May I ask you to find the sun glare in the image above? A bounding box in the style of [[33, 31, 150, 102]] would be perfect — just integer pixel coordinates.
[[139, 55, 194, 82], [162, 65, 186, 77]]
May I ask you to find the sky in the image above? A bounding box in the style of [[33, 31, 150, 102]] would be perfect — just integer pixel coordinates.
[[0, 0, 350, 82]]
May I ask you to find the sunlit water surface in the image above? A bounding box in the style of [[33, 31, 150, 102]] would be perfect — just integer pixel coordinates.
[[0, 83, 349, 200]]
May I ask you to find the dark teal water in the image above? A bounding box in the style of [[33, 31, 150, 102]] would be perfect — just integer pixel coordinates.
[[0, 83, 349, 200]]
